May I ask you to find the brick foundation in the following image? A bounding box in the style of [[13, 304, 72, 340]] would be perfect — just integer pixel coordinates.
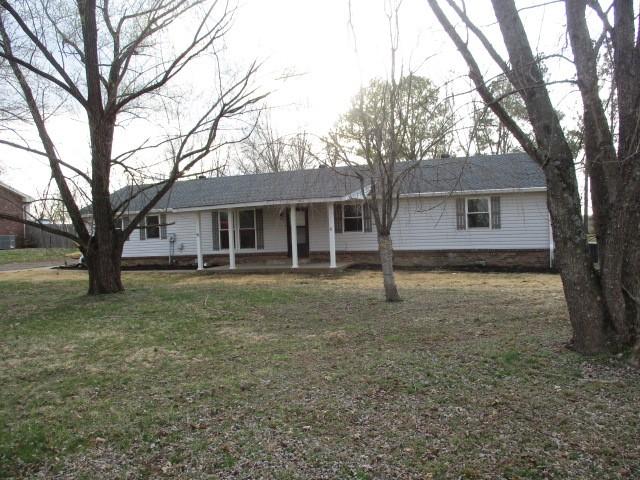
[[312, 249, 550, 269], [122, 249, 551, 270]]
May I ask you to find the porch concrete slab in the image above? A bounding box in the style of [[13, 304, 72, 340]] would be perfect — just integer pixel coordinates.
[[205, 261, 353, 274]]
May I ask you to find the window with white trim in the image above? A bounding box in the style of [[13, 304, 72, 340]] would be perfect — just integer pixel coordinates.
[[238, 209, 256, 249], [219, 211, 230, 249], [145, 215, 160, 238], [466, 198, 490, 228], [114, 217, 131, 240], [343, 204, 363, 232]]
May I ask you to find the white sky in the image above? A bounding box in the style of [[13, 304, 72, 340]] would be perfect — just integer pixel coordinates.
[[1, 0, 576, 199]]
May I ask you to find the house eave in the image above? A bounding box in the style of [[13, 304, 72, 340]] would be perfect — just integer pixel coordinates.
[[171, 196, 352, 213], [82, 186, 547, 219], [399, 186, 547, 198], [0, 180, 34, 202]]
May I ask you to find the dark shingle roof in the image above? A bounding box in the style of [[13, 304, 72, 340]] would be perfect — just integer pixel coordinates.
[[102, 152, 544, 213], [400, 152, 546, 194]]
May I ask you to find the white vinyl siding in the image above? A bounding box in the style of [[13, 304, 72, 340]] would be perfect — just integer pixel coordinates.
[[120, 192, 549, 258], [389, 193, 548, 250], [122, 212, 197, 258]]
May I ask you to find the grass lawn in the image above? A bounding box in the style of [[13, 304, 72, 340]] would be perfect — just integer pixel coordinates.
[[0, 269, 638, 479], [0, 248, 78, 266]]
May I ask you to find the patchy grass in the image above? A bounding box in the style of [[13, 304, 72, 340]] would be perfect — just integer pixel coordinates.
[[0, 248, 78, 266], [0, 269, 638, 479]]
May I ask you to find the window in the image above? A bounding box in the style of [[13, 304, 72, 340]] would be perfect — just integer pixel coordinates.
[[238, 209, 256, 249], [219, 211, 229, 249], [115, 217, 131, 240], [466, 198, 490, 228], [145, 215, 160, 239], [343, 204, 363, 232]]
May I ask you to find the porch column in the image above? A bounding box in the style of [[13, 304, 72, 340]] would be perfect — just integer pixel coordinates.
[[228, 208, 236, 270], [196, 211, 204, 270], [327, 202, 336, 268], [290, 206, 298, 268]]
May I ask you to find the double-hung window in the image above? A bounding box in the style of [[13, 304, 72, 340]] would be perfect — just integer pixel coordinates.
[[145, 215, 160, 238], [456, 196, 501, 230], [238, 210, 256, 249], [343, 204, 364, 232], [218, 210, 256, 250], [219, 212, 230, 249], [466, 198, 490, 228]]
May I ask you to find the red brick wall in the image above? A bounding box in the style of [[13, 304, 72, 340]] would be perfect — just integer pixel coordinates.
[[0, 186, 26, 247], [311, 249, 551, 269]]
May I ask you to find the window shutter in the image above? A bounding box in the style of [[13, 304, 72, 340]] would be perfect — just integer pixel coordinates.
[[363, 202, 372, 232], [211, 211, 219, 250], [456, 197, 466, 230], [256, 209, 264, 249], [139, 217, 146, 240], [160, 213, 167, 239], [334, 204, 343, 233], [491, 196, 501, 229]]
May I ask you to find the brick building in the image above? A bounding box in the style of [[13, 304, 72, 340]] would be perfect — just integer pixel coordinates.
[[0, 181, 32, 248]]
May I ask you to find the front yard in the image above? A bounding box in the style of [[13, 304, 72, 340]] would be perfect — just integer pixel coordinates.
[[0, 248, 78, 267], [0, 269, 638, 479]]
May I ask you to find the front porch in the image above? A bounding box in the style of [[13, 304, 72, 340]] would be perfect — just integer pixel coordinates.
[[206, 260, 354, 274], [192, 202, 342, 271]]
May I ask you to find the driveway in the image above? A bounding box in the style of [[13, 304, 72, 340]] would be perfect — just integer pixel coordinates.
[[0, 260, 66, 273]]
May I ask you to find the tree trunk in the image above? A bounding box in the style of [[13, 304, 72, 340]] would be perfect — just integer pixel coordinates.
[[84, 236, 124, 294], [544, 170, 610, 353], [378, 234, 401, 302]]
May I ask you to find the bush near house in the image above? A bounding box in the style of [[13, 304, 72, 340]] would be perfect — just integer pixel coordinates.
[[0, 270, 638, 478]]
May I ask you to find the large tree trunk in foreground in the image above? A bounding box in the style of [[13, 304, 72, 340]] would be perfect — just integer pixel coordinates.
[[378, 234, 401, 302], [428, 0, 639, 358], [84, 238, 124, 294], [544, 168, 610, 353], [489, 0, 610, 353]]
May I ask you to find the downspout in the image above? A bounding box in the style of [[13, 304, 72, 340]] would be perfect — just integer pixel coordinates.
[[548, 212, 554, 269]]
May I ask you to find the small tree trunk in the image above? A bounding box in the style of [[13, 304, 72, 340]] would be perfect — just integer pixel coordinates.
[[378, 234, 401, 302], [84, 238, 124, 294]]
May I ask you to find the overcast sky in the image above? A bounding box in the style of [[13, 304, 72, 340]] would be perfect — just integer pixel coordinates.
[[1, 0, 573, 198]]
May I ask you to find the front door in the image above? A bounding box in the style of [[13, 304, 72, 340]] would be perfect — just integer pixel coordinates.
[[287, 207, 309, 258]]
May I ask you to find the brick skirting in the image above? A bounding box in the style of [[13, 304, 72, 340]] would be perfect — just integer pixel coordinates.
[[312, 249, 551, 269], [122, 249, 551, 270]]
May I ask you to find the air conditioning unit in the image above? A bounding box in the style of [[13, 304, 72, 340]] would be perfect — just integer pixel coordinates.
[[0, 235, 16, 250]]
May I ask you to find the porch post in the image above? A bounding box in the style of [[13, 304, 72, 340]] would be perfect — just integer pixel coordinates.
[[228, 209, 236, 270], [290, 206, 298, 268], [196, 211, 204, 271], [327, 202, 336, 268]]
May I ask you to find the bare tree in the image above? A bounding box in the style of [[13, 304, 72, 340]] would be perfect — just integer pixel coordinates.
[[237, 114, 287, 174], [285, 131, 316, 171], [236, 115, 317, 174], [325, 5, 455, 302], [427, 0, 640, 359], [469, 76, 528, 155], [0, 0, 265, 294]]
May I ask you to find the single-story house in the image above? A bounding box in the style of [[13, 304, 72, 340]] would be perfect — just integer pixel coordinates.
[[0, 181, 33, 249], [90, 152, 553, 270]]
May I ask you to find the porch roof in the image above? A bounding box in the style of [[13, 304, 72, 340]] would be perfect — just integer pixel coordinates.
[[101, 152, 544, 214]]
